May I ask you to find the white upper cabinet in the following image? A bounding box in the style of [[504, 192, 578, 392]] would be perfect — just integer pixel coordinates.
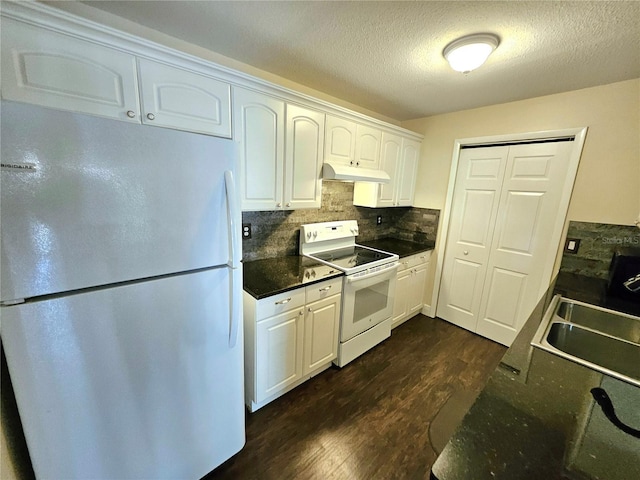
[[354, 124, 381, 169], [137, 58, 231, 137], [396, 138, 420, 206], [1, 4, 423, 159], [234, 87, 285, 211], [1, 18, 140, 123], [377, 132, 403, 207], [284, 104, 324, 210], [1, 18, 232, 137], [353, 135, 421, 208], [324, 115, 357, 165], [324, 114, 383, 170], [235, 87, 324, 211]]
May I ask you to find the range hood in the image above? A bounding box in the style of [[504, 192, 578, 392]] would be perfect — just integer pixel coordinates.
[[322, 161, 390, 183]]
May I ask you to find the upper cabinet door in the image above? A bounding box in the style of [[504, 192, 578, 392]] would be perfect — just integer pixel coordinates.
[[234, 87, 285, 211], [284, 104, 325, 210], [355, 124, 382, 169], [137, 58, 231, 138], [1, 18, 140, 123], [397, 138, 421, 206], [324, 115, 357, 165], [378, 132, 403, 207]]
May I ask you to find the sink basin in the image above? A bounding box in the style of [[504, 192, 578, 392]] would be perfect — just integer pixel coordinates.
[[532, 296, 640, 387]]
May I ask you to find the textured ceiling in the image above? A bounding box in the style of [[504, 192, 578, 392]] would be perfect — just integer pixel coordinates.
[[78, 1, 639, 121]]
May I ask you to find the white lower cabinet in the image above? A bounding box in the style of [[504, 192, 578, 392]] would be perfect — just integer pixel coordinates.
[[244, 277, 341, 412], [392, 251, 431, 328]]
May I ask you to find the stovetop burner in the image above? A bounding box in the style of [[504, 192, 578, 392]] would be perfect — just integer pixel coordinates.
[[312, 245, 395, 270]]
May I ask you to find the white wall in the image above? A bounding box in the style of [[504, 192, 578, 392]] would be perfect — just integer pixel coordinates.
[[402, 79, 640, 226]]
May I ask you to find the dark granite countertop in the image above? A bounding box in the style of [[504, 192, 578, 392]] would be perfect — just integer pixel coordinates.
[[431, 272, 640, 480], [359, 238, 435, 258], [243, 256, 344, 300]]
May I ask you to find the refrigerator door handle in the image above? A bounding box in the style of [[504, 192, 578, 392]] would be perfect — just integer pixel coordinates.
[[229, 267, 241, 348], [224, 170, 241, 269], [224, 170, 241, 348]]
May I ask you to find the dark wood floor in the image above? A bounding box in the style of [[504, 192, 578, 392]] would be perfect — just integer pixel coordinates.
[[205, 315, 506, 480]]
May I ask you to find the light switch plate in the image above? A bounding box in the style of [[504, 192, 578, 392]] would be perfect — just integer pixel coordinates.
[[564, 238, 580, 254]]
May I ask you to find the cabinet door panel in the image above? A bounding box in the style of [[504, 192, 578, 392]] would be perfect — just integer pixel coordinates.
[[392, 271, 411, 327], [378, 133, 402, 206], [1, 18, 139, 122], [408, 266, 428, 314], [284, 104, 324, 209], [234, 88, 285, 211], [355, 124, 381, 169], [303, 295, 340, 375], [397, 138, 420, 206], [324, 115, 356, 165], [138, 59, 231, 137], [256, 309, 304, 403]]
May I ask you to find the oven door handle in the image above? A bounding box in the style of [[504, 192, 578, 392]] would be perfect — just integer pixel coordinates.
[[347, 263, 398, 283]]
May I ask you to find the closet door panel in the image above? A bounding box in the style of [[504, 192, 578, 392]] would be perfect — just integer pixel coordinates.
[[477, 141, 574, 345], [436, 147, 508, 331]]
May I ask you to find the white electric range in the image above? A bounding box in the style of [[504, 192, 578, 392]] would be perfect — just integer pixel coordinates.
[[300, 220, 399, 367]]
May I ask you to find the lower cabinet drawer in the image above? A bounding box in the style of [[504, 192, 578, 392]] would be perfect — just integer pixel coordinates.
[[305, 277, 343, 304], [256, 288, 305, 319]]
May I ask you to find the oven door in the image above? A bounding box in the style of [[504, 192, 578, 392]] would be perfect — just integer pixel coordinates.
[[341, 264, 398, 342]]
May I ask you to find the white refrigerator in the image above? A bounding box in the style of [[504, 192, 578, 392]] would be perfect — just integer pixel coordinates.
[[0, 101, 245, 479]]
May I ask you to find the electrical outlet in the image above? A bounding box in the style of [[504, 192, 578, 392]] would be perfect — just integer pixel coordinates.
[[242, 223, 252, 239], [564, 238, 580, 254], [376, 215, 382, 225]]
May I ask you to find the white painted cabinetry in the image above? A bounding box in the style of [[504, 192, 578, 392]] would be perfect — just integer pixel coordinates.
[[285, 104, 325, 210], [234, 87, 285, 211], [324, 115, 357, 165], [324, 114, 383, 169], [392, 251, 431, 328], [1, 18, 232, 137], [1, 18, 140, 123], [353, 136, 421, 208], [137, 58, 231, 136], [235, 87, 324, 211], [244, 277, 341, 411]]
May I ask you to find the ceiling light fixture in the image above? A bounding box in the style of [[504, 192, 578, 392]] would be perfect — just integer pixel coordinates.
[[443, 33, 500, 73]]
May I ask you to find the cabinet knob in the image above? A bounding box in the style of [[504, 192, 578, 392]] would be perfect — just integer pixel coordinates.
[[308, 307, 312, 312], [146, 113, 155, 121], [126, 110, 136, 118], [299, 310, 304, 316], [286, 203, 291, 207], [276, 202, 282, 208], [356, 161, 360, 166], [350, 160, 354, 166], [463, 250, 469, 255]]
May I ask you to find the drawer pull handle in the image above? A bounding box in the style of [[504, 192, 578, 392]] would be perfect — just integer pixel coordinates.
[[319, 286, 332, 292], [275, 297, 292, 305]]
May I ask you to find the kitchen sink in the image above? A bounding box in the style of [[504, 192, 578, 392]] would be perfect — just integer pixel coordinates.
[[532, 296, 640, 387]]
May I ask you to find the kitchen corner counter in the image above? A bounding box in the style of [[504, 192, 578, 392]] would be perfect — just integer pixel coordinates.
[[243, 256, 343, 300], [359, 238, 434, 258], [430, 272, 640, 480]]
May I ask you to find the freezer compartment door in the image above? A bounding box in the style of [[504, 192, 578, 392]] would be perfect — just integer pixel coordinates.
[[1, 101, 238, 301], [1, 267, 245, 479]]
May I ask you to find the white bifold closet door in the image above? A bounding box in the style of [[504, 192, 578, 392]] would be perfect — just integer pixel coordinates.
[[437, 140, 574, 346]]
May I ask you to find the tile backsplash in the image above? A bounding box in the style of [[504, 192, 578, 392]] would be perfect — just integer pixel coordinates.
[[242, 181, 439, 261], [560, 221, 640, 278]]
